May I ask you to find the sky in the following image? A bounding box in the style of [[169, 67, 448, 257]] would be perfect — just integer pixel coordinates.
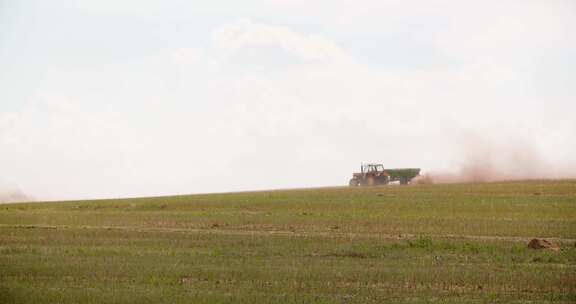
[[1, 0, 575, 201]]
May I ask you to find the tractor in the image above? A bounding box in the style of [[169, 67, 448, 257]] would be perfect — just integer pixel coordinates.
[[349, 164, 420, 186]]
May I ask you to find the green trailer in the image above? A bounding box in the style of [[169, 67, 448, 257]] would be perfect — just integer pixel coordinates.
[[349, 164, 420, 186]]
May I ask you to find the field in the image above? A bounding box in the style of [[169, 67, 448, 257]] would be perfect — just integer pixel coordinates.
[[1, 180, 575, 303]]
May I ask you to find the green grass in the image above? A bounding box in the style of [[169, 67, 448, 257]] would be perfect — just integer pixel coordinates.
[[1, 180, 575, 303]]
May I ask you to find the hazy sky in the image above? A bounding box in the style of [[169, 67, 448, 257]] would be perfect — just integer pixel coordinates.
[[1, 0, 575, 201]]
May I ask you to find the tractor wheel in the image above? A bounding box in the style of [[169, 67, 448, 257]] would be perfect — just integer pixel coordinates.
[[367, 176, 375, 186], [349, 179, 359, 187]]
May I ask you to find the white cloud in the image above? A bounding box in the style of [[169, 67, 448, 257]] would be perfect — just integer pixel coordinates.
[[212, 19, 353, 64]]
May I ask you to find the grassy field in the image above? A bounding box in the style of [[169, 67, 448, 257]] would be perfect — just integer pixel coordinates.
[[1, 180, 575, 303]]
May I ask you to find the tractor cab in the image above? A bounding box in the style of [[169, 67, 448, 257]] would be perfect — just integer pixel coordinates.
[[361, 164, 386, 174]]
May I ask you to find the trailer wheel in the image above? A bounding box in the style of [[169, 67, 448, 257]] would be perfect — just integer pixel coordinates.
[[349, 179, 359, 187]]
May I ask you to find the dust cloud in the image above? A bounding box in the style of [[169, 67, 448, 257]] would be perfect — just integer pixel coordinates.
[[0, 187, 33, 204], [414, 136, 576, 184]]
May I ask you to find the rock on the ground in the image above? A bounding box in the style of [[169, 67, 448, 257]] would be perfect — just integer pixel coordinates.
[[527, 238, 557, 250]]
